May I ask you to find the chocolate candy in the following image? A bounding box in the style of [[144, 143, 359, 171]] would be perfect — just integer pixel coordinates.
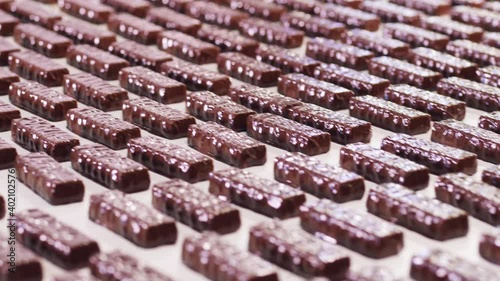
[[52, 272, 99, 281], [249, 220, 350, 279], [1, 235, 43, 280], [483, 1, 500, 12], [11, 116, 80, 161], [359, 1, 422, 25], [9, 50, 69, 87], [66, 107, 141, 150], [0, 138, 16, 169], [0, 0, 11, 10], [13, 23, 72, 58], [0, 38, 19, 66], [157, 31, 220, 64], [90, 190, 177, 247], [272, 0, 317, 14], [217, 52, 281, 87], [275, 152, 364, 201], [306, 38, 374, 70], [420, 16, 484, 42], [277, 73, 353, 111], [350, 96, 431, 135], [9, 0, 61, 28], [445, 40, 499, 66], [479, 112, 500, 134], [119, 66, 186, 104], [409, 47, 478, 79], [101, 0, 151, 17], [0, 10, 19, 36], [313, 64, 390, 96], [314, 3, 380, 31], [58, 0, 114, 24], [9, 81, 77, 121], [128, 136, 213, 182], [437, 77, 499, 112], [229, 0, 285, 21], [432, 120, 500, 164], [183, 233, 279, 281], [0, 100, 20, 131], [344, 29, 410, 58], [16, 152, 84, 205], [53, 18, 117, 50], [147, 0, 193, 12], [435, 173, 500, 226], [238, 18, 304, 48], [186, 91, 255, 131], [476, 65, 500, 87], [108, 13, 162, 45], [255, 45, 320, 76], [197, 25, 259, 56], [388, 0, 450, 15], [17, 209, 100, 269], [186, 2, 248, 29], [63, 72, 128, 112], [451, 6, 500, 32], [147, 7, 201, 35], [248, 113, 331, 156], [480, 230, 500, 265], [281, 11, 346, 39], [0, 68, 20, 95], [288, 104, 372, 144], [160, 60, 230, 95], [188, 122, 266, 168], [382, 134, 477, 175], [109, 40, 173, 71], [483, 165, 500, 188], [67, 45, 129, 80], [383, 84, 466, 121], [384, 23, 449, 50], [345, 267, 401, 281], [300, 199, 403, 258], [152, 179, 240, 233], [483, 32, 500, 48], [209, 168, 306, 218]]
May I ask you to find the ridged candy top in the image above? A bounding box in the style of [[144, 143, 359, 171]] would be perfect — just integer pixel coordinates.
[[388, 84, 464, 107], [354, 96, 429, 118]]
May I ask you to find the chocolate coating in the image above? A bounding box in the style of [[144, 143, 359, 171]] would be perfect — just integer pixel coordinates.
[[108, 13, 162, 45], [0, 100, 21, 132], [53, 18, 117, 50], [52, 272, 99, 281], [13, 23, 72, 58], [451, 6, 500, 32], [272, 0, 317, 14], [197, 25, 259, 56], [281, 11, 346, 39], [101, 0, 151, 17], [217, 52, 282, 87], [345, 267, 402, 281], [483, 165, 500, 188], [67, 45, 129, 80], [480, 230, 500, 265], [483, 1, 500, 13], [58, 0, 114, 24], [409, 47, 478, 79], [359, 1, 421, 25], [420, 16, 484, 41], [0, 68, 20, 95], [229, 0, 285, 21], [479, 111, 500, 134], [0, 38, 19, 66], [157, 31, 220, 64], [256, 45, 320, 76], [147, 0, 193, 12], [238, 18, 304, 48], [147, 7, 201, 35], [109, 40, 173, 71], [0, 234, 42, 281], [8, 50, 69, 87], [314, 3, 380, 31], [482, 32, 500, 49], [446, 40, 499, 67], [0, 10, 19, 36], [344, 29, 410, 58], [9, 0, 61, 28], [0, 138, 16, 169], [306, 37, 374, 70], [384, 23, 449, 50], [185, 2, 248, 29], [388, 0, 451, 15], [476, 65, 500, 88], [437, 77, 499, 112]]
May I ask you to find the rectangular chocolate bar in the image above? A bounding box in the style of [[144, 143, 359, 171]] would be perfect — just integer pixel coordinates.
[[0, 68, 20, 95], [90, 190, 177, 247], [63, 72, 128, 112], [16, 152, 84, 205], [185, 1, 248, 29], [157, 31, 220, 64], [147, 7, 201, 35], [483, 165, 500, 188], [479, 111, 500, 134], [306, 37, 374, 70], [0, 38, 19, 66], [53, 18, 117, 50], [101, 0, 151, 17], [0, 235, 42, 281], [11, 116, 80, 161], [344, 267, 400, 281], [383, 84, 466, 121], [0, 138, 16, 169], [66, 107, 141, 150], [109, 40, 173, 71], [9, 0, 61, 28], [314, 3, 380, 31], [389, 0, 450, 15], [238, 18, 304, 48], [247, 113, 331, 156], [67, 45, 129, 80], [483, 32, 500, 49], [436, 77, 499, 112], [119, 66, 186, 104], [420, 16, 484, 41], [360, 1, 422, 25], [445, 40, 499, 67], [13, 23, 72, 58], [384, 23, 450, 50], [0, 100, 20, 132], [229, 0, 285, 21], [209, 169, 306, 218], [217, 52, 281, 87], [17, 209, 100, 269], [480, 230, 500, 265], [196, 25, 259, 57], [350, 96, 431, 135], [300, 199, 403, 258], [128, 136, 213, 183], [9, 50, 69, 87], [281, 11, 346, 39], [0, 10, 19, 36], [255, 45, 319, 76], [153, 179, 240, 233], [341, 143, 430, 189], [476, 65, 500, 88], [451, 6, 499, 32], [9, 81, 77, 121], [187, 122, 266, 168], [272, 0, 317, 14], [409, 47, 477, 79], [432, 120, 500, 164], [108, 13, 162, 45], [147, 0, 193, 12], [344, 29, 410, 58], [58, 0, 114, 24]]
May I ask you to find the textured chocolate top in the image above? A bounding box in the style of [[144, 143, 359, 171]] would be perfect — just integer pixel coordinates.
[[14, 23, 72, 54], [438, 119, 500, 142], [197, 25, 259, 54], [69, 44, 128, 66], [421, 16, 484, 37], [371, 56, 440, 77], [17, 152, 81, 184], [9, 0, 61, 28], [229, 0, 285, 21], [64, 72, 126, 98], [316, 3, 380, 22], [53, 18, 116, 49], [9, 50, 68, 74], [442, 76, 499, 96], [448, 40, 500, 60], [250, 113, 331, 140], [273, 0, 317, 13], [360, 1, 422, 21], [316, 63, 388, 85], [346, 267, 398, 281], [452, 6, 500, 31], [101, 0, 151, 17], [412, 47, 476, 68], [347, 29, 409, 50], [109, 40, 173, 68], [310, 37, 375, 57], [147, 7, 201, 34], [185, 2, 248, 29], [108, 13, 162, 44], [0, 234, 40, 269], [439, 173, 500, 204], [220, 52, 281, 73], [354, 95, 430, 118], [192, 122, 264, 151], [58, 0, 114, 24], [386, 22, 449, 40], [388, 84, 464, 107]]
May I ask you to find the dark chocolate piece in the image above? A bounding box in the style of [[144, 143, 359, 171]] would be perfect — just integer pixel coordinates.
[[8, 50, 69, 87], [58, 0, 114, 24], [0, 68, 20, 95], [53, 18, 117, 50], [17, 209, 100, 269], [11, 116, 80, 161], [147, 7, 201, 35], [483, 32, 500, 48], [479, 111, 500, 134], [343, 29, 410, 58], [345, 267, 401, 281], [0, 138, 16, 169], [108, 40, 172, 71], [101, 0, 151, 17], [66, 107, 141, 150], [476, 65, 500, 87], [0, 235, 42, 281], [256, 45, 320, 75], [0, 100, 20, 132], [445, 40, 499, 66], [146, 0, 193, 12], [384, 23, 450, 50], [483, 1, 500, 13], [451, 6, 500, 32], [409, 47, 478, 79], [196, 25, 259, 57], [229, 0, 285, 21], [66, 44, 129, 80], [318, 0, 361, 7], [13, 23, 72, 58], [388, 0, 451, 15], [452, 0, 484, 6], [272, 0, 317, 14], [217, 52, 281, 87], [281, 11, 346, 39], [480, 230, 500, 265], [9, 0, 61, 28], [359, 1, 422, 25], [420, 16, 484, 42], [0, 10, 19, 36], [209, 168, 306, 219], [436, 77, 499, 112], [314, 3, 380, 31], [483, 165, 500, 188], [238, 18, 305, 48], [0, 38, 19, 66], [187, 122, 267, 168], [0, 0, 11, 10], [306, 38, 374, 70], [157, 31, 220, 64], [108, 13, 162, 45], [185, 1, 248, 29], [300, 199, 403, 258]]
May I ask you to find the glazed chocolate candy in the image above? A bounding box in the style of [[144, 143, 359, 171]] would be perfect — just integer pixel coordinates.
[[437, 77, 499, 112], [209, 169, 306, 218], [445, 40, 499, 66], [281, 11, 346, 39], [313, 64, 390, 96], [256, 45, 320, 76], [451, 6, 500, 32], [17, 209, 100, 269], [229, 0, 285, 21], [0, 10, 19, 36], [277, 73, 353, 111], [479, 112, 500, 134], [13, 24, 72, 58], [0, 38, 19, 66], [409, 47, 478, 79], [344, 29, 410, 58], [344, 267, 401, 281], [388, 0, 450, 15], [275, 152, 365, 201], [436, 173, 500, 225], [247, 113, 331, 156], [153, 179, 240, 233], [108, 13, 162, 45], [249, 220, 350, 279], [188, 122, 266, 168], [160, 60, 230, 95], [58, 0, 114, 24], [101, 0, 151, 17], [483, 32, 500, 49], [147, 0, 193, 12], [66, 107, 141, 150], [128, 136, 213, 182], [381, 134, 477, 175], [197, 25, 259, 56], [420, 16, 484, 42], [119, 66, 186, 104], [480, 230, 500, 265], [384, 23, 450, 50], [238, 19, 305, 49], [66, 45, 129, 80], [359, 1, 422, 26], [183, 233, 279, 281], [109, 41, 172, 71], [9, 81, 77, 121], [314, 3, 380, 31], [63, 72, 128, 112], [9, 50, 69, 87], [147, 7, 201, 35], [9, 0, 61, 28], [157, 31, 220, 64], [11, 116, 80, 161], [16, 152, 84, 205], [432, 120, 500, 164], [90, 190, 177, 247], [0, 100, 20, 131], [0, 138, 16, 169], [53, 18, 117, 50], [350, 96, 431, 135], [476, 65, 500, 87], [0, 68, 20, 95], [483, 165, 500, 188], [185, 2, 248, 30], [383, 84, 466, 121], [0, 235, 42, 281], [306, 38, 374, 70], [483, 1, 500, 12], [272, 0, 317, 14], [300, 199, 403, 258], [217, 52, 282, 87]]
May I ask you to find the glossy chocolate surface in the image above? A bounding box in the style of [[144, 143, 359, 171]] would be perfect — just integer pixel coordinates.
[[345, 267, 402, 281], [0, 138, 16, 169], [0, 234, 42, 281], [281, 11, 346, 39], [437, 77, 499, 112], [479, 111, 500, 134], [344, 29, 410, 58], [108, 13, 162, 45], [360, 1, 421, 25], [0, 38, 19, 66], [229, 0, 285, 21], [420, 16, 484, 41], [483, 165, 500, 188], [67, 45, 129, 80], [0, 68, 20, 95], [58, 0, 114, 24], [101, 0, 151, 17], [482, 32, 500, 49], [480, 230, 500, 265], [446, 40, 499, 67], [384, 23, 449, 50], [157, 31, 220, 64], [409, 47, 477, 79], [197, 25, 259, 56], [256, 45, 319, 76], [451, 6, 500, 32], [388, 0, 451, 15], [147, 7, 201, 35], [306, 37, 374, 70], [13, 23, 72, 58], [314, 3, 380, 31], [476, 65, 500, 88], [9, 0, 61, 28], [109, 40, 173, 71], [0, 10, 19, 36], [185, 1, 248, 29], [9, 50, 69, 87], [53, 18, 117, 50], [217, 52, 282, 87], [238, 18, 304, 48], [0, 100, 20, 132], [272, 0, 317, 14]]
